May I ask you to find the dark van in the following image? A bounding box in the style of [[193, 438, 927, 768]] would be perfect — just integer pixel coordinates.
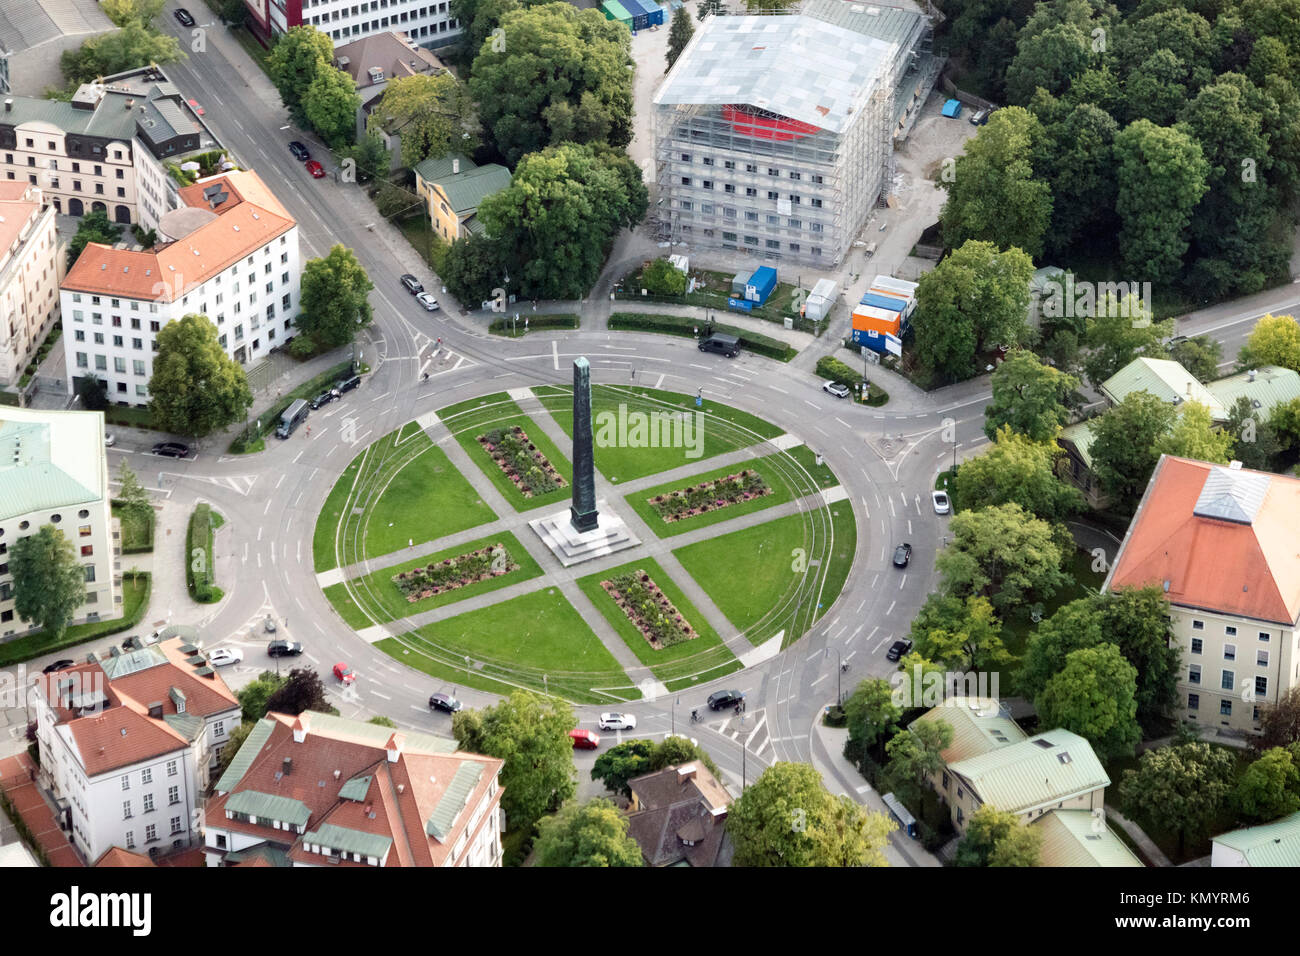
[[276, 398, 309, 439], [335, 374, 362, 393], [699, 333, 741, 358]]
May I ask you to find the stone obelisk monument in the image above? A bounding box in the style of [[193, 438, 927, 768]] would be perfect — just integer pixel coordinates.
[[570, 357, 599, 532]]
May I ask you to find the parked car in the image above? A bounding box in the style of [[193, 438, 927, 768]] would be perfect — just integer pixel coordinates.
[[104, 433, 116, 447], [42, 659, 75, 674], [1165, 335, 1189, 352], [428, 693, 462, 714], [893, 543, 913, 568], [333, 662, 356, 685], [400, 274, 424, 295], [416, 292, 440, 311], [264, 616, 277, 633], [932, 490, 950, 515], [309, 389, 340, 410], [267, 640, 303, 657], [968, 108, 988, 126], [187, 98, 204, 116], [288, 141, 310, 161], [305, 160, 325, 178], [151, 441, 190, 458], [174, 8, 195, 26], [707, 689, 744, 710], [823, 381, 850, 399], [335, 374, 362, 393], [885, 639, 914, 662], [698, 333, 740, 358], [569, 728, 600, 749], [207, 648, 242, 667], [598, 712, 637, 731]]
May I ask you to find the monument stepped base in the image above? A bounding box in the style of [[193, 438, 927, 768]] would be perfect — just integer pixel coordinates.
[[529, 500, 640, 567]]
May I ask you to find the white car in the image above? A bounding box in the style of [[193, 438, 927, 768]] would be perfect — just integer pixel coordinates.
[[932, 490, 951, 515], [598, 712, 637, 731], [416, 292, 440, 311], [822, 380, 850, 399], [104, 433, 116, 447], [207, 648, 243, 667]]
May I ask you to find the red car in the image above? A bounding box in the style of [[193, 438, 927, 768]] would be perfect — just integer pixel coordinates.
[[333, 662, 356, 685], [188, 98, 204, 116], [569, 728, 600, 750], [306, 160, 325, 179]]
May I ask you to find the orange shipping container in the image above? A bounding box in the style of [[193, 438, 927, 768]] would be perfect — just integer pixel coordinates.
[[851, 305, 901, 336]]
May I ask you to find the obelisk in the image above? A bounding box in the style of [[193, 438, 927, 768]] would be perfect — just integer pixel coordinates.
[[570, 357, 599, 532]]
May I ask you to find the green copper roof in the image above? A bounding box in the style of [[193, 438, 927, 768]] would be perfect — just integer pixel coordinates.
[[226, 790, 312, 828], [1033, 809, 1143, 867], [215, 717, 276, 792], [414, 153, 511, 217], [338, 774, 374, 802], [413, 152, 474, 183], [163, 712, 204, 742], [1214, 810, 1300, 866], [426, 761, 484, 842], [1100, 357, 1226, 420], [304, 823, 392, 860], [223, 843, 292, 867], [1205, 365, 1300, 419], [1058, 419, 1099, 469], [948, 730, 1108, 814]]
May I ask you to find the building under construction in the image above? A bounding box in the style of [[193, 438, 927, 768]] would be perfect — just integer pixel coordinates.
[[652, 0, 937, 269]]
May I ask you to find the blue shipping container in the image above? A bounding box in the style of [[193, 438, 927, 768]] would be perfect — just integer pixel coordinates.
[[621, 0, 663, 28], [727, 297, 754, 313], [860, 292, 906, 312], [746, 266, 778, 304], [851, 327, 886, 352]]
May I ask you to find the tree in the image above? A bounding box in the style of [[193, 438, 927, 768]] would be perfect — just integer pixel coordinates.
[[533, 798, 644, 866], [61, 22, 183, 85], [647, 735, 721, 779], [10, 525, 86, 640], [956, 427, 1084, 522], [452, 690, 576, 834], [1089, 391, 1178, 511], [641, 258, 687, 295], [939, 107, 1052, 258], [440, 233, 507, 305], [297, 245, 374, 348], [367, 715, 398, 728], [116, 461, 151, 524], [666, 7, 694, 71], [1227, 395, 1282, 471], [1004, 0, 1109, 104], [1238, 313, 1300, 372], [1120, 741, 1236, 857], [884, 719, 953, 804], [936, 503, 1071, 612], [1095, 586, 1180, 729], [696, 0, 723, 20], [102, 0, 166, 27], [303, 67, 361, 148], [266, 26, 334, 119], [453, 0, 520, 57], [1258, 687, 1300, 750], [370, 73, 477, 168], [907, 593, 1013, 674], [1037, 644, 1141, 761], [955, 804, 1041, 867], [983, 350, 1079, 442], [265, 668, 332, 716], [148, 314, 252, 437], [1167, 335, 1223, 382], [469, 3, 634, 166], [237, 671, 288, 723], [1235, 748, 1300, 823], [1018, 597, 1105, 702], [1037, 103, 1118, 255], [74, 376, 108, 412], [727, 762, 894, 866], [216, 0, 250, 25], [843, 678, 902, 752], [335, 129, 391, 184], [374, 181, 420, 220], [1113, 119, 1210, 284], [590, 739, 655, 798], [1082, 296, 1171, 389], [67, 210, 123, 269], [1153, 400, 1234, 463], [214, 721, 254, 781]]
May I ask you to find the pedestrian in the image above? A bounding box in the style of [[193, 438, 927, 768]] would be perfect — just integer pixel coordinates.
[[305, 424, 311, 436]]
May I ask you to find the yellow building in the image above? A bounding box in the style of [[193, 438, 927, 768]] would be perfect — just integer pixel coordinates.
[[412, 154, 511, 243], [0, 182, 62, 386]]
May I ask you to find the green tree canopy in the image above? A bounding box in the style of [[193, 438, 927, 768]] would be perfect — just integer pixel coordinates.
[[884, 719, 954, 805], [1120, 741, 1236, 857], [956, 426, 1084, 522], [936, 503, 1072, 612], [533, 798, 645, 866], [61, 22, 183, 86], [1258, 686, 1300, 750], [1167, 335, 1223, 382], [303, 66, 361, 148], [298, 245, 375, 348], [102, 0, 166, 28], [1226, 395, 1282, 471], [590, 739, 655, 798], [264, 668, 333, 716], [1234, 747, 1300, 823], [67, 210, 123, 269], [983, 350, 1079, 442], [11, 525, 86, 641], [907, 593, 1013, 674], [370, 73, 478, 168], [1018, 597, 1105, 701], [116, 461, 151, 523], [266, 26, 334, 120], [667, 6, 694, 71], [1037, 644, 1142, 761], [1238, 313, 1300, 372], [237, 671, 289, 723], [843, 678, 903, 752], [1089, 391, 1178, 511], [147, 314, 252, 438], [1153, 400, 1234, 463], [1082, 296, 1171, 389], [954, 804, 1041, 867], [440, 233, 507, 305]]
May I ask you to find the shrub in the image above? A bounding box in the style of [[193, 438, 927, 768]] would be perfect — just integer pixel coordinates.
[[392, 544, 517, 601], [816, 355, 860, 384], [477, 426, 565, 496], [186, 504, 222, 603], [289, 334, 318, 360], [641, 258, 688, 296], [601, 569, 698, 649], [608, 313, 796, 362], [488, 314, 579, 336]]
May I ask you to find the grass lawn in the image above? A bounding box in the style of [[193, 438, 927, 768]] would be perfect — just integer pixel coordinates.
[[378, 588, 637, 704], [436, 393, 574, 512], [112, 504, 154, 553], [312, 424, 496, 571], [533, 383, 784, 484], [1000, 549, 1107, 672], [576, 557, 742, 689], [323, 532, 543, 629], [624, 447, 833, 539], [0, 573, 151, 667], [816, 505, 858, 631]]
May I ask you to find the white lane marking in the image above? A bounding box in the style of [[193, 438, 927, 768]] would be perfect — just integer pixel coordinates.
[[552, 340, 559, 370], [861, 497, 869, 517], [654, 373, 665, 388], [835, 417, 851, 428], [769, 385, 788, 394], [886, 600, 896, 615]]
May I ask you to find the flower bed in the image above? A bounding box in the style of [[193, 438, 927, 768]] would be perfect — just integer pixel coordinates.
[[602, 570, 698, 649], [392, 543, 518, 602], [646, 469, 770, 522], [477, 425, 567, 497]]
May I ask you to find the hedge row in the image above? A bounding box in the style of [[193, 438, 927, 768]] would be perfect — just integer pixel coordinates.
[[608, 313, 796, 362], [488, 314, 579, 337], [111, 498, 155, 554], [816, 354, 890, 406], [186, 504, 224, 604], [0, 572, 151, 667], [230, 359, 357, 454]]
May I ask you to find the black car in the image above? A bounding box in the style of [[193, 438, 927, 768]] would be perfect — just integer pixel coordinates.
[[885, 639, 914, 663], [400, 274, 424, 295], [429, 693, 463, 714], [174, 8, 196, 27], [892, 543, 912, 568], [42, 659, 75, 674], [288, 141, 310, 161], [707, 689, 744, 710], [268, 640, 303, 657], [698, 333, 741, 358], [309, 389, 340, 410], [335, 374, 362, 393], [152, 441, 190, 458]]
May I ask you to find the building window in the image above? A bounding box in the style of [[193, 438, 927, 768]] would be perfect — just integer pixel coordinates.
[[84, 565, 95, 583], [1225, 625, 1237, 636], [1259, 631, 1270, 642], [143, 793, 154, 813], [767, 168, 779, 176], [121, 775, 130, 791], [80, 545, 93, 557], [680, 153, 691, 162], [1256, 676, 1268, 696], [1188, 665, 1200, 685], [1220, 699, 1232, 716], [680, 177, 691, 186], [702, 181, 713, 190], [767, 191, 778, 200], [1187, 693, 1199, 710], [141, 767, 152, 785], [810, 198, 822, 208], [168, 785, 179, 805], [123, 800, 132, 819], [170, 815, 183, 835], [745, 187, 757, 197], [1192, 620, 1204, 630], [125, 830, 135, 848], [745, 211, 758, 222], [1221, 670, 1234, 691], [702, 157, 713, 166], [765, 239, 780, 249], [723, 184, 735, 193], [1224, 644, 1236, 661], [145, 824, 157, 843], [1258, 650, 1269, 667], [1190, 638, 1202, 654]]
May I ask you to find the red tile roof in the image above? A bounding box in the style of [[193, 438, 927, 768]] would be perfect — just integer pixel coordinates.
[[93, 847, 157, 867]]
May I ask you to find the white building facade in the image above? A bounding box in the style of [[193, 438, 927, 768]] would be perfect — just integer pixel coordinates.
[[0, 182, 63, 385]]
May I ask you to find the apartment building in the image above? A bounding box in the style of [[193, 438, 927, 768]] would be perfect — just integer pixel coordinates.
[[30, 638, 242, 863], [0, 405, 115, 638], [247, 0, 462, 50], [0, 182, 62, 385], [205, 711, 505, 867], [1104, 455, 1300, 736], [58, 169, 300, 404]]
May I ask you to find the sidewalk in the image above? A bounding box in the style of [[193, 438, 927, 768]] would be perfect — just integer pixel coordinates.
[[1105, 805, 1173, 867]]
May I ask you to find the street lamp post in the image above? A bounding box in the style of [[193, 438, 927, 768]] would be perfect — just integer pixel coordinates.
[[827, 646, 844, 705]]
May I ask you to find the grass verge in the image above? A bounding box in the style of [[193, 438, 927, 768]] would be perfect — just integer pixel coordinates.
[[0, 573, 150, 667]]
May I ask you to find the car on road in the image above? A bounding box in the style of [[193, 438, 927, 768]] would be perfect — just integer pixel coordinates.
[[207, 648, 243, 667], [42, 659, 75, 674], [428, 693, 462, 714], [335, 374, 362, 393], [187, 98, 204, 116], [333, 662, 356, 685], [569, 728, 600, 749], [400, 274, 424, 295], [174, 8, 195, 26], [823, 381, 850, 399], [932, 490, 950, 515], [1165, 335, 1189, 352], [885, 639, 914, 662], [707, 689, 745, 711], [598, 712, 637, 731], [104, 433, 116, 447], [309, 389, 340, 410], [267, 640, 303, 657], [151, 441, 190, 458], [698, 332, 740, 358], [264, 616, 277, 633], [416, 292, 440, 311], [288, 141, 310, 161], [892, 543, 912, 568], [305, 160, 325, 178]]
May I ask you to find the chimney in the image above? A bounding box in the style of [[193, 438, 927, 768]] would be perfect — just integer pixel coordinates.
[[292, 714, 309, 743], [1229, 460, 1243, 470], [386, 732, 404, 763], [282, 757, 292, 776], [1249, 368, 1257, 382], [125, 98, 135, 110], [452, 158, 459, 174], [3, 99, 10, 112], [677, 764, 698, 785]]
